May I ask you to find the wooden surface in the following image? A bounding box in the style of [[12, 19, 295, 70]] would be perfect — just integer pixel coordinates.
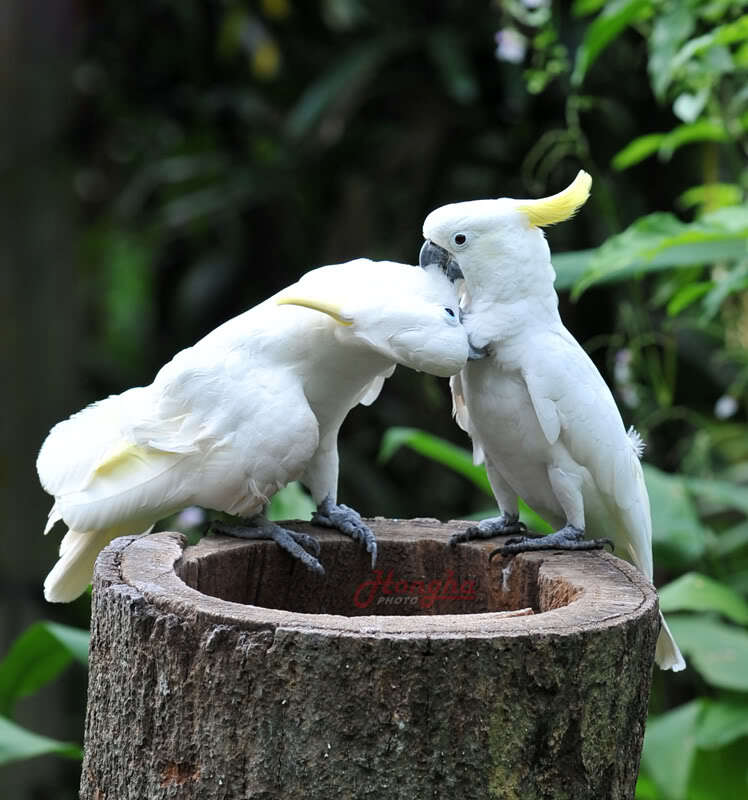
[[81, 519, 659, 800]]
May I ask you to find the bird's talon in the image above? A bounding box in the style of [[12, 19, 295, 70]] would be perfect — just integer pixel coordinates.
[[313, 498, 378, 567]]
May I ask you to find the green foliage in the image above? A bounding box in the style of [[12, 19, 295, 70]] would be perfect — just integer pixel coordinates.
[[267, 481, 317, 521], [379, 427, 553, 532], [0, 623, 88, 766], [659, 572, 748, 624], [570, 207, 748, 298], [0, 717, 81, 768], [380, 427, 492, 494], [571, 0, 653, 87], [641, 698, 748, 799]]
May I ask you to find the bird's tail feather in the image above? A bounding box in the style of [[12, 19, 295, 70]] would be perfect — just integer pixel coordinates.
[[655, 612, 686, 671], [44, 526, 148, 603]]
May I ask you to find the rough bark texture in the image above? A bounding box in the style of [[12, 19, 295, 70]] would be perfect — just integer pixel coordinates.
[[81, 519, 659, 800]]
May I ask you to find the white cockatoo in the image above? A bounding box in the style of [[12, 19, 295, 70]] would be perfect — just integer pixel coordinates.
[[38, 259, 469, 602], [420, 172, 685, 671]]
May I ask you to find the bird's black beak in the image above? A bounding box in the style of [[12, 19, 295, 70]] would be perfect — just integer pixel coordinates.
[[419, 240, 463, 281]]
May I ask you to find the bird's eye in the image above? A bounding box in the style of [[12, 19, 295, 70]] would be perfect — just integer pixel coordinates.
[[444, 307, 456, 317], [452, 232, 468, 248]]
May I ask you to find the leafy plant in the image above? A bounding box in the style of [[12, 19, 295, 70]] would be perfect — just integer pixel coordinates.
[[0, 622, 88, 766]]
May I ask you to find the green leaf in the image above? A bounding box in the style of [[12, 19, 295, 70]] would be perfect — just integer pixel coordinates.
[[0, 716, 81, 766], [572, 0, 606, 16], [669, 14, 748, 78], [267, 482, 316, 521], [644, 698, 748, 798], [695, 697, 748, 750], [643, 465, 707, 568], [612, 133, 665, 170], [687, 735, 748, 800], [647, 3, 696, 99], [572, 210, 748, 297], [641, 700, 702, 800], [683, 475, 748, 515], [379, 427, 492, 494], [659, 572, 748, 625], [379, 429, 552, 533], [572, 0, 652, 87], [712, 519, 748, 557], [702, 261, 748, 319], [665, 280, 713, 315], [634, 772, 661, 800], [658, 119, 729, 160], [678, 183, 744, 212], [668, 614, 748, 691], [551, 249, 597, 290], [0, 622, 89, 717], [518, 499, 553, 534], [612, 122, 729, 171]]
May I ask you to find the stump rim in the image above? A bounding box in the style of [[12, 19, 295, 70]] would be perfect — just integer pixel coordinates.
[[102, 519, 659, 641]]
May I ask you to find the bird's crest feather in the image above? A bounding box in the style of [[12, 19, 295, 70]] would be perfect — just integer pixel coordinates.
[[516, 170, 592, 227], [276, 296, 353, 326]]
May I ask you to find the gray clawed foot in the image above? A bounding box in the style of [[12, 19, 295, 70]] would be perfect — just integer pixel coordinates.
[[450, 513, 527, 546], [313, 494, 378, 568], [211, 519, 325, 574], [488, 524, 614, 561]]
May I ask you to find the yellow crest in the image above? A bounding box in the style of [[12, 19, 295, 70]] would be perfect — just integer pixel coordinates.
[[517, 170, 592, 227], [277, 296, 353, 326]]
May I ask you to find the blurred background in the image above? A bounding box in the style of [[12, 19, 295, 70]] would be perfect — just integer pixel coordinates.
[[1, 1, 747, 797]]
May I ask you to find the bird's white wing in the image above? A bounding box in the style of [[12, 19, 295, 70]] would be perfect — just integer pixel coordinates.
[[37, 386, 155, 498], [450, 371, 484, 465], [521, 329, 653, 573], [46, 352, 318, 533]]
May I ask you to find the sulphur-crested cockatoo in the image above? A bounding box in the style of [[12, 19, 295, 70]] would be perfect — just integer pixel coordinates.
[[38, 259, 469, 602], [419, 172, 685, 671]]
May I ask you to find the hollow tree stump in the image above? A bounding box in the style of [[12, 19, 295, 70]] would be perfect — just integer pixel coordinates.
[[80, 519, 659, 800]]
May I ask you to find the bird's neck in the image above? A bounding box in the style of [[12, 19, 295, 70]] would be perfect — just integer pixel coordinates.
[[462, 285, 561, 347], [459, 243, 561, 345]]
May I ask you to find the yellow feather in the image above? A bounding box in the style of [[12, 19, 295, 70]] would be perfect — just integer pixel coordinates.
[[277, 296, 353, 326], [93, 440, 152, 477], [517, 170, 592, 227]]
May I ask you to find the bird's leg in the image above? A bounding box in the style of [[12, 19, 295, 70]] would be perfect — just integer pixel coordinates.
[[211, 516, 324, 575], [489, 524, 614, 560], [312, 494, 378, 568], [450, 512, 527, 546]]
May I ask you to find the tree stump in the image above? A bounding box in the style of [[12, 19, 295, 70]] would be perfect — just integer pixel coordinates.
[[80, 519, 659, 800]]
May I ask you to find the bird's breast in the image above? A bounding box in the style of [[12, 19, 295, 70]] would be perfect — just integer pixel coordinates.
[[463, 361, 550, 461]]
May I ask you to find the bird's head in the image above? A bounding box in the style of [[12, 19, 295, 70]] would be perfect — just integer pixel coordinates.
[[276, 259, 469, 377], [420, 170, 592, 301]]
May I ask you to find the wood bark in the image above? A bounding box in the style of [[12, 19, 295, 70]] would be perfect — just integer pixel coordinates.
[[81, 519, 659, 800]]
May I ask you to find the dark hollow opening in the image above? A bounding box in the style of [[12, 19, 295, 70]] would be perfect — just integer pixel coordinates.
[[176, 530, 578, 617]]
